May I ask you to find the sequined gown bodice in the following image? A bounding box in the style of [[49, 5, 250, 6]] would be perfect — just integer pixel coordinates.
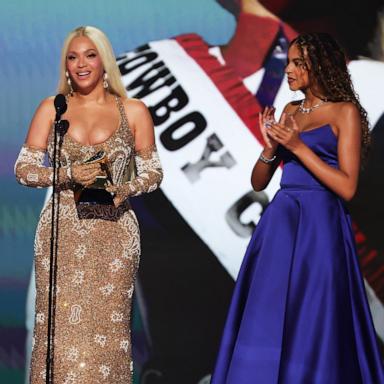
[[53, 98, 135, 193], [14, 96, 163, 384]]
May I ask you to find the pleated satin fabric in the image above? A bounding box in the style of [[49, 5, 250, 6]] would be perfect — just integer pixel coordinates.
[[212, 125, 384, 384]]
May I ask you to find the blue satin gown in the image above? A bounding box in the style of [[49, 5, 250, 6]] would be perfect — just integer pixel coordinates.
[[212, 125, 384, 384]]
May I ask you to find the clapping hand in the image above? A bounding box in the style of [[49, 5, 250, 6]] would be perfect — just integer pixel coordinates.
[[259, 106, 282, 150], [267, 115, 302, 153]]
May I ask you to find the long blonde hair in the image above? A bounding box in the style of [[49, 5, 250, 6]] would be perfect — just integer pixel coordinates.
[[57, 26, 127, 98]]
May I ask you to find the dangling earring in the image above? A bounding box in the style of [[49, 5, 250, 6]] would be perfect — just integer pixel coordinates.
[[103, 72, 109, 90], [65, 70, 74, 96]]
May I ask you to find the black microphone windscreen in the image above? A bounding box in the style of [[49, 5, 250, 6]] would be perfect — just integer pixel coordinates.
[[58, 120, 70, 137], [54, 94, 67, 115]]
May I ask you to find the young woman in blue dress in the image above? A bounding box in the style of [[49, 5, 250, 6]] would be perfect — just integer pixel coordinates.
[[212, 32, 384, 384]]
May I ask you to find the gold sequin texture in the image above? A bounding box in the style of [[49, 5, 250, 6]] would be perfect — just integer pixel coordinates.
[[14, 97, 163, 383]]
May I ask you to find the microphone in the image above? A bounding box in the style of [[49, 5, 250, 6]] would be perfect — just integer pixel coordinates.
[[54, 94, 69, 140], [54, 94, 67, 122], [57, 120, 69, 138], [47, 92, 69, 382]]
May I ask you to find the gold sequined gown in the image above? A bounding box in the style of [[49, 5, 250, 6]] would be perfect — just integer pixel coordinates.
[[14, 97, 163, 383]]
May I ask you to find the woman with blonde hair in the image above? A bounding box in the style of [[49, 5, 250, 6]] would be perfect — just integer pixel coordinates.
[[15, 26, 163, 383]]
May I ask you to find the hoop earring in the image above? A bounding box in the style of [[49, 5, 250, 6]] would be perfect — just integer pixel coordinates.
[[65, 70, 74, 96], [103, 72, 109, 90]]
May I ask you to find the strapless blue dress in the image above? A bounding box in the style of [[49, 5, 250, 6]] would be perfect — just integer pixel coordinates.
[[211, 125, 384, 383]]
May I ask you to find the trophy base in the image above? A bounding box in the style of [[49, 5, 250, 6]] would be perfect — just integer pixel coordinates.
[[77, 188, 114, 206]]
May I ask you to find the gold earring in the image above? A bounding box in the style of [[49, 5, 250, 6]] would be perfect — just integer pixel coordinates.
[[65, 70, 74, 96], [103, 73, 109, 90]]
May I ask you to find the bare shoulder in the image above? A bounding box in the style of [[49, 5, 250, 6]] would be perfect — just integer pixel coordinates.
[[29, 96, 58, 126], [326, 101, 358, 115], [328, 102, 361, 138], [37, 96, 56, 116], [332, 101, 360, 126], [25, 96, 56, 147], [122, 97, 149, 117], [338, 101, 359, 117], [283, 100, 301, 115], [122, 97, 152, 131]]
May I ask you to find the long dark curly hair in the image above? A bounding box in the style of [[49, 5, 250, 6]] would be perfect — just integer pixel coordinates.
[[290, 32, 370, 164]]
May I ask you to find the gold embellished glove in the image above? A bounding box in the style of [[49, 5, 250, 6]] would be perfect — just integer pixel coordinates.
[[71, 163, 103, 187], [106, 144, 163, 206], [14, 144, 72, 189]]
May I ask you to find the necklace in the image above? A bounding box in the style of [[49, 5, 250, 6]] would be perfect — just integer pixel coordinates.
[[298, 99, 326, 114]]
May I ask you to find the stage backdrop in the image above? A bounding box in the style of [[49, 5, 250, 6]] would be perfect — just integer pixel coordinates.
[[1, 1, 383, 383]]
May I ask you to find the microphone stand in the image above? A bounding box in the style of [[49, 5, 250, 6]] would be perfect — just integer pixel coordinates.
[[46, 113, 68, 384]]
